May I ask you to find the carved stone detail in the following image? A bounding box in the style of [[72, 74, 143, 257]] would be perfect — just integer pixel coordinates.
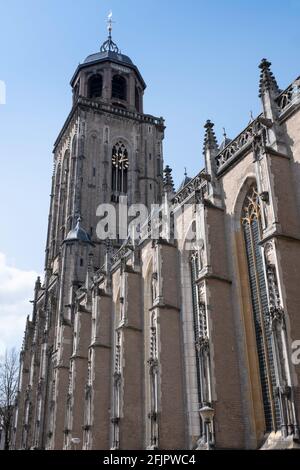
[[215, 117, 264, 172]]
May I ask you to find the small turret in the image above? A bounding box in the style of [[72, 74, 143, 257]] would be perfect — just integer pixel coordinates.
[[219, 128, 231, 151], [178, 168, 192, 191], [64, 217, 94, 245]]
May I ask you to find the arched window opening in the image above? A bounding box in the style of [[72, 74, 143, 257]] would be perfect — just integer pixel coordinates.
[[242, 185, 281, 432], [88, 75, 103, 99], [111, 141, 129, 200], [112, 75, 127, 101], [135, 86, 140, 112]]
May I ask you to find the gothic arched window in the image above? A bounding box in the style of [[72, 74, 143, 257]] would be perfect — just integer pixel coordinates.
[[111, 141, 129, 198], [88, 74, 103, 99], [242, 185, 281, 432], [112, 75, 127, 101]]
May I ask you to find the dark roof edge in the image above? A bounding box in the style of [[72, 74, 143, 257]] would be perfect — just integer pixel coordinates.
[[63, 237, 95, 247], [70, 57, 146, 90]]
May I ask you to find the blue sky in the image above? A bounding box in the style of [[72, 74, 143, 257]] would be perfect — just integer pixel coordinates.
[[0, 0, 300, 351]]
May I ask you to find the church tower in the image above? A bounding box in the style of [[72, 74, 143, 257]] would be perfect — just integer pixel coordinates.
[[45, 14, 165, 274], [13, 15, 165, 450]]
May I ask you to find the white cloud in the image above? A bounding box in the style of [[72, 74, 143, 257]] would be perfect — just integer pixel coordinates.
[[0, 252, 40, 356]]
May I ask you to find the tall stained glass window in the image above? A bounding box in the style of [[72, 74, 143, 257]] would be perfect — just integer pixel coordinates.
[[242, 185, 280, 431]]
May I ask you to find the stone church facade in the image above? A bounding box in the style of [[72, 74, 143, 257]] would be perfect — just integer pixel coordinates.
[[11, 25, 300, 450]]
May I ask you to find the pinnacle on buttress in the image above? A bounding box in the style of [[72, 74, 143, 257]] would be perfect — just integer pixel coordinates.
[[163, 165, 175, 193], [258, 58, 280, 98], [203, 120, 218, 154], [104, 238, 113, 273], [85, 252, 94, 290]]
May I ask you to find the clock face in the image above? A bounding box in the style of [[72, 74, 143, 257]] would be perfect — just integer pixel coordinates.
[[112, 147, 129, 169], [119, 155, 129, 169]]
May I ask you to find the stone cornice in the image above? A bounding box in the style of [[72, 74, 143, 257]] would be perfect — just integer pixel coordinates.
[[196, 272, 232, 284], [264, 146, 289, 159], [149, 303, 180, 312], [77, 96, 164, 127], [54, 97, 165, 153], [70, 354, 88, 360], [89, 342, 111, 349]]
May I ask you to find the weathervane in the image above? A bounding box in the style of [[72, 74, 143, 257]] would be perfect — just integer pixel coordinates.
[[107, 11, 114, 39], [100, 11, 120, 53]]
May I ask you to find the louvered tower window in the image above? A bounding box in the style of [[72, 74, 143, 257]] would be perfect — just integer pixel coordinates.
[[112, 75, 127, 101], [242, 185, 281, 432], [88, 75, 103, 99]]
